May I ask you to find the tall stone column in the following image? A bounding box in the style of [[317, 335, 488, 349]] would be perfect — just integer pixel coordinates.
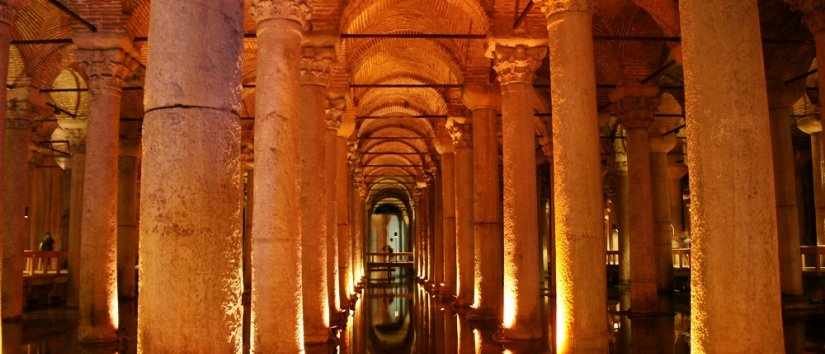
[[117, 127, 139, 300], [139, 0, 244, 351], [438, 145, 457, 295], [353, 182, 367, 285], [538, 0, 608, 351], [649, 134, 677, 292], [431, 172, 444, 286], [336, 135, 352, 303], [61, 119, 87, 309], [680, 0, 784, 352], [249, 1, 308, 351], [447, 118, 474, 306], [418, 185, 431, 282], [615, 153, 631, 287], [2, 97, 32, 321], [610, 84, 660, 313], [667, 162, 687, 242], [463, 85, 502, 320], [489, 41, 545, 340], [808, 131, 825, 245], [789, 1, 825, 243], [768, 90, 803, 296], [323, 92, 343, 318], [74, 34, 139, 343]]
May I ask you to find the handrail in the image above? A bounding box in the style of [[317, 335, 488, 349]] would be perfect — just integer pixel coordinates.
[[672, 248, 691, 270], [606, 250, 620, 266], [23, 250, 67, 277], [801, 245, 825, 272], [366, 252, 414, 264]]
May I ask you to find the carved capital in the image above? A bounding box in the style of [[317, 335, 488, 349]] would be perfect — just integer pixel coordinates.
[[251, 0, 311, 29], [462, 84, 499, 110], [535, 0, 592, 19], [300, 46, 335, 86], [489, 44, 546, 87], [788, 0, 825, 33], [325, 96, 345, 131], [75, 49, 140, 95], [446, 118, 472, 148], [610, 84, 659, 129], [0, 1, 20, 26], [56, 118, 88, 152]]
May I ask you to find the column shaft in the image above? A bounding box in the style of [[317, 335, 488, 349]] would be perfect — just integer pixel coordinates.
[[454, 142, 474, 306], [336, 137, 352, 302], [299, 80, 330, 343], [433, 174, 444, 285], [770, 105, 803, 296], [2, 119, 31, 320], [117, 151, 139, 299], [812, 134, 825, 245], [624, 124, 657, 312], [67, 149, 85, 308], [650, 136, 676, 293], [441, 153, 456, 293], [469, 105, 502, 318], [680, 0, 784, 351], [541, 1, 608, 351], [139, 1, 243, 351]]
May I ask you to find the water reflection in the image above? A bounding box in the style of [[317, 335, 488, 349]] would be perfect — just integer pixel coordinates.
[[5, 274, 825, 354]]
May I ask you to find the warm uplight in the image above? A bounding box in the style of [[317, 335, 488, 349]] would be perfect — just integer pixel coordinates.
[[502, 273, 517, 328], [556, 279, 571, 353]]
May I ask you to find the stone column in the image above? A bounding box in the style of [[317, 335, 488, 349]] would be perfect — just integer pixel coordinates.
[[649, 134, 677, 292], [2, 97, 32, 321], [61, 119, 87, 309], [488, 41, 545, 340], [353, 183, 367, 286], [615, 152, 631, 287], [413, 187, 425, 280], [538, 0, 608, 351], [667, 162, 687, 242], [74, 33, 139, 343], [463, 84, 502, 320], [249, 1, 308, 351], [807, 130, 825, 245], [447, 118, 474, 306], [431, 172, 444, 286], [768, 89, 804, 296], [790, 1, 825, 246], [117, 127, 139, 300], [324, 95, 344, 316], [439, 145, 456, 295], [139, 0, 244, 351], [680, 0, 784, 352], [610, 84, 660, 313], [336, 136, 352, 303]]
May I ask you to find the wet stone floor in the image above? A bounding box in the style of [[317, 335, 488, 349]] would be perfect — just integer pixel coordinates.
[[6, 273, 825, 353]]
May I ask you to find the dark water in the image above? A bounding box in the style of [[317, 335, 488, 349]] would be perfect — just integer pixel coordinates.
[[5, 274, 825, 353]]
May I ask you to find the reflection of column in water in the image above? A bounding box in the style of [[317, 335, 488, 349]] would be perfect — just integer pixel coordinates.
[[457, 315, 474, 354], [443, 311, 458, 354]]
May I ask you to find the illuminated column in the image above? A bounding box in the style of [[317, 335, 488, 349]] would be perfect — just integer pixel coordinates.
[[680, 0, 784, 352], [463, 84, 502, 319], [447, 118, 474, 306], [438, 143, 457, 295], [615, 153, 631, 287], [538, 0, 608, 351], [74, 34, 139, 343], [431, 172, 444, 286], [336, 135, 352, 302], [791, 0, 825, 245], [798, 121, 825, 245], [610, 84, 659, 313], [62, 119, 87, 309], [667, 162, 687, 242], [298, 44, 333, 343], [768, 88, 803, 296], [489, 41, 545, 340], [2, 90, 33, 321], [325, 97, 343, 314], [353, 182, 367, 285], [418, 185, 431, 282], [649, 133, 677, 292], [140, 0, 243, 351], [117, 127, 139, 299]]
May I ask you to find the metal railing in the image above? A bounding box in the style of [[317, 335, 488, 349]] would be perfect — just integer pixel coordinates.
[[801, 245, 825, 273], [23, 250, 67, 277], [366, 252, 414, 265]]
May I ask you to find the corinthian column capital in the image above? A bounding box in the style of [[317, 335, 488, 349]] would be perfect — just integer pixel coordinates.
[[251, 0, 311, 29], [446, 117, 472, 148], [788, 0, 825, 33], [325, 96, 345, 131], [534, 0, 592, 18], [609, 84, 660, 129], [487, 41, 547, 87], [300, 46, 335, 86], [73, 34, 140, 95]]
